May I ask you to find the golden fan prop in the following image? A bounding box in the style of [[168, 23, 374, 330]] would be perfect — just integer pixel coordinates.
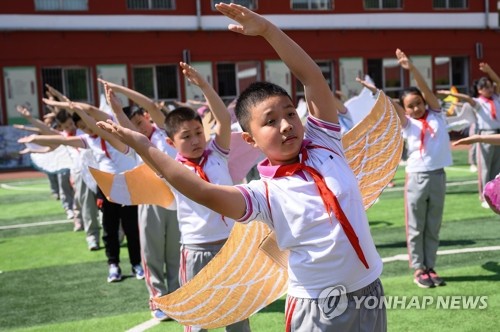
[[90, 91, 402, 328]]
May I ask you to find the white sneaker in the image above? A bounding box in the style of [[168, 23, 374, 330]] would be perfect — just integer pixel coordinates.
[[469, 165, 478, 173], [481, 201, 490, 209]]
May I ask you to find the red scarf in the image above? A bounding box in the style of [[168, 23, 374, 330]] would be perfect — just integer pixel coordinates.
[[480, 96, 497, 120], [417, 111, 435, 155], [180, 154, 210, 182], [273, 147, 369, 269]]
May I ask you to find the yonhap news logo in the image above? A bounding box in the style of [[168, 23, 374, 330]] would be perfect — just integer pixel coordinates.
[[318, 284, 488, 318]]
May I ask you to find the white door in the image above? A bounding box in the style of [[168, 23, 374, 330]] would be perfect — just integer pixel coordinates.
[[264, 60, 291, 96], [96, 64, 129, 108], [184, 62, 212, 102], [410, 56, 433, 89], [3, 66, 39, 124], [339, 57, 364, 99]]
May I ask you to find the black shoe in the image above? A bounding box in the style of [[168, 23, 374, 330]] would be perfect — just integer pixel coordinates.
[[414, 270, 435, 288], [427, 269, 446, 286]]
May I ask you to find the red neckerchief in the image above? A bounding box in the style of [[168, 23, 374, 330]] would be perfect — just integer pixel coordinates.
[[179, 151, 210, 182], [417, 111, 435, 155], [147, 126, 156, 141], [273, 146, 369, 269], [480, 96, 497, 120], [91, 135, 110, 159]]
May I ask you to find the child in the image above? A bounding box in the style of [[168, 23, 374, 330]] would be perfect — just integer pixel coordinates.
[[394, 49, 452, 288], [20, 101, 143, 283], [98, 3, 385, 331], [437, 63, 500, 207], [100, 79, 181, 321]]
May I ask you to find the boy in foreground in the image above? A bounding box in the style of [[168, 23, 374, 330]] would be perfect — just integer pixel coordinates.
[[98, 3, 385, 331]]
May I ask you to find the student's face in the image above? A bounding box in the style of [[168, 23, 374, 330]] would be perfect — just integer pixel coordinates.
[[76, 120, 95, 136], [403, 94, 426, 119], [61, 119, 77, 135], [131, 113, 154, 137], [167, 119, 206, 160], [478, 81, 495, 98], [243, 95, 304, 165]]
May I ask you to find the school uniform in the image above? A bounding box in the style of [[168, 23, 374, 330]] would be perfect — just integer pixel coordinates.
[[173, 139, 250, 332], [402, 109, 452, 271], [236, 116, 385, 331], [137, 126, 182, 310], [80, 134, 141, 267], [473, 95, 500, 197]]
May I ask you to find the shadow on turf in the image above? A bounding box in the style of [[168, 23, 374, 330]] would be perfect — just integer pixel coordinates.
[[376, 239, 476, 249], [444, 261, 500, 282]]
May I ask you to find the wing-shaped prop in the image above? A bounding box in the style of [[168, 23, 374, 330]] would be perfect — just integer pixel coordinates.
[[152, 91, 403, 328], [88, 163, 174, 208]]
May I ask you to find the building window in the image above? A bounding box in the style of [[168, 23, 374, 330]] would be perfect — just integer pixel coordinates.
[[133, 65, 179, 101], [41, 67, 92, 102], [35, 0, 88, 11], [434, 56, 469, 93], [127, 0, 175, 10], [433, 0, 467, 9], [291, 0, 333, 10], [296, 61, 334, 101], [364, 0, 402, 9], [216, 61, 260, 103], [211, 0, 257, 10], [367, 58, 403, 98]]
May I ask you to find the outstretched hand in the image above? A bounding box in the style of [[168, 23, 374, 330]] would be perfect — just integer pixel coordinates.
[[103, 82, 123, 111], [96, 119, 149, 148], [16, 105, 31, 118], [479, 62, 492, 74], [355, 77, 377, 94], [17, 134, 36, 144], [215, 2, 269, 37], [396, 48, 413, 71], [180, 62, 208, 88], [452, 135, 480, 146]]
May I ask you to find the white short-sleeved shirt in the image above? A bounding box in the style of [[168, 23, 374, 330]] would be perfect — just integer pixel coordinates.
[[173, 139, 235, 244], [473, 95, 500, 130], [80, 134, 138, 173], [402, 109, 453, 173], [149, 125, 177, 158], [235, 116, 383, 298]]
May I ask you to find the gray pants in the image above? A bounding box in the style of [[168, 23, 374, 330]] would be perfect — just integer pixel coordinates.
[[477, 129, 500, 199], [73, 171, 100, 246], [57, 169, 74, 213], [138, 205, 181, 309], [286, 279, 386, 332], [405, 169, 446, 270], [180, 243, 251, 332]]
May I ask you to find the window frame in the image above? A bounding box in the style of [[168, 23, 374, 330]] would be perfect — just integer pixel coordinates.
[[34, 0, 88, 11], [432, 0, 468, 10], [41, 66, 93, 104], [433, 56, 469, 94], [131, 64, 180, 102], [126, 0, 176, 10], [364, 0, 403, 10], [295, 60, 335, 101], [290, 0, 333, 10]]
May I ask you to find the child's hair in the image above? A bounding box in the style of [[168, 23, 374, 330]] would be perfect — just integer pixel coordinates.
[[55, 109, 72, 125], [71, 112, 82, 125], [399, 87, 425, 108], [123, 105, 145, 120], [235, 81, 292, 132], [164, 106, 202, 139], [471, 76, 492, 97]]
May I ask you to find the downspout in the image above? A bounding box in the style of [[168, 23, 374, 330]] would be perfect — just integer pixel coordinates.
[[484, 0, 489, 29], [196, 0, 202, 30]]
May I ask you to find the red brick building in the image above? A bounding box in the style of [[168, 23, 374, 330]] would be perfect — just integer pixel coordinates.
[[1, 0, 499, 124]]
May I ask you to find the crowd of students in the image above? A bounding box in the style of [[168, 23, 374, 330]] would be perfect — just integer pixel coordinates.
[[12, 3, 500, 331]]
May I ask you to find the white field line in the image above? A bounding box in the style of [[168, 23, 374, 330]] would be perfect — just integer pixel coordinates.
[[125, 319, 160, 332], [382, 246, 500, 263], [0, 219, 71, 230], [0, 183, 48, 191], [384, 179, 477, 192]]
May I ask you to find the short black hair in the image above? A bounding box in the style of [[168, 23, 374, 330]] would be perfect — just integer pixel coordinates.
[[55, 109, 72, 125], [164, 107, 202, 139], [471, 76, 492, 98], [399, 86, 425, 108], [71, 112, 82, 125], [235, 81, 291, 132], [122, 105, 145, 120]]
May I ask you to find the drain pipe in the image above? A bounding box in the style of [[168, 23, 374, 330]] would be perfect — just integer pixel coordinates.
[[484, 0, 489, 29], [196, 0, 202, 30]]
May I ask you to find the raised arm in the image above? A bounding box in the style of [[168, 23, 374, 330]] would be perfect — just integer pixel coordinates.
[[396, 49, 441, 111], [15, 105, 60, 135], [453, 134, 500, 146], [42, 98, 111, 122], [102, 82, 138, 132], [97, 78, 166, 128], [180, 61, 231, 150], [356, 77, 408, 127], [45, 84, 70, 102], [97, 119, 246, 219], [18, 133, 85, 149], [436, 89, 475, 106], [480, 62, 500, 94], [216, 3, 338, 124], [13, 124, 42, 134]]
